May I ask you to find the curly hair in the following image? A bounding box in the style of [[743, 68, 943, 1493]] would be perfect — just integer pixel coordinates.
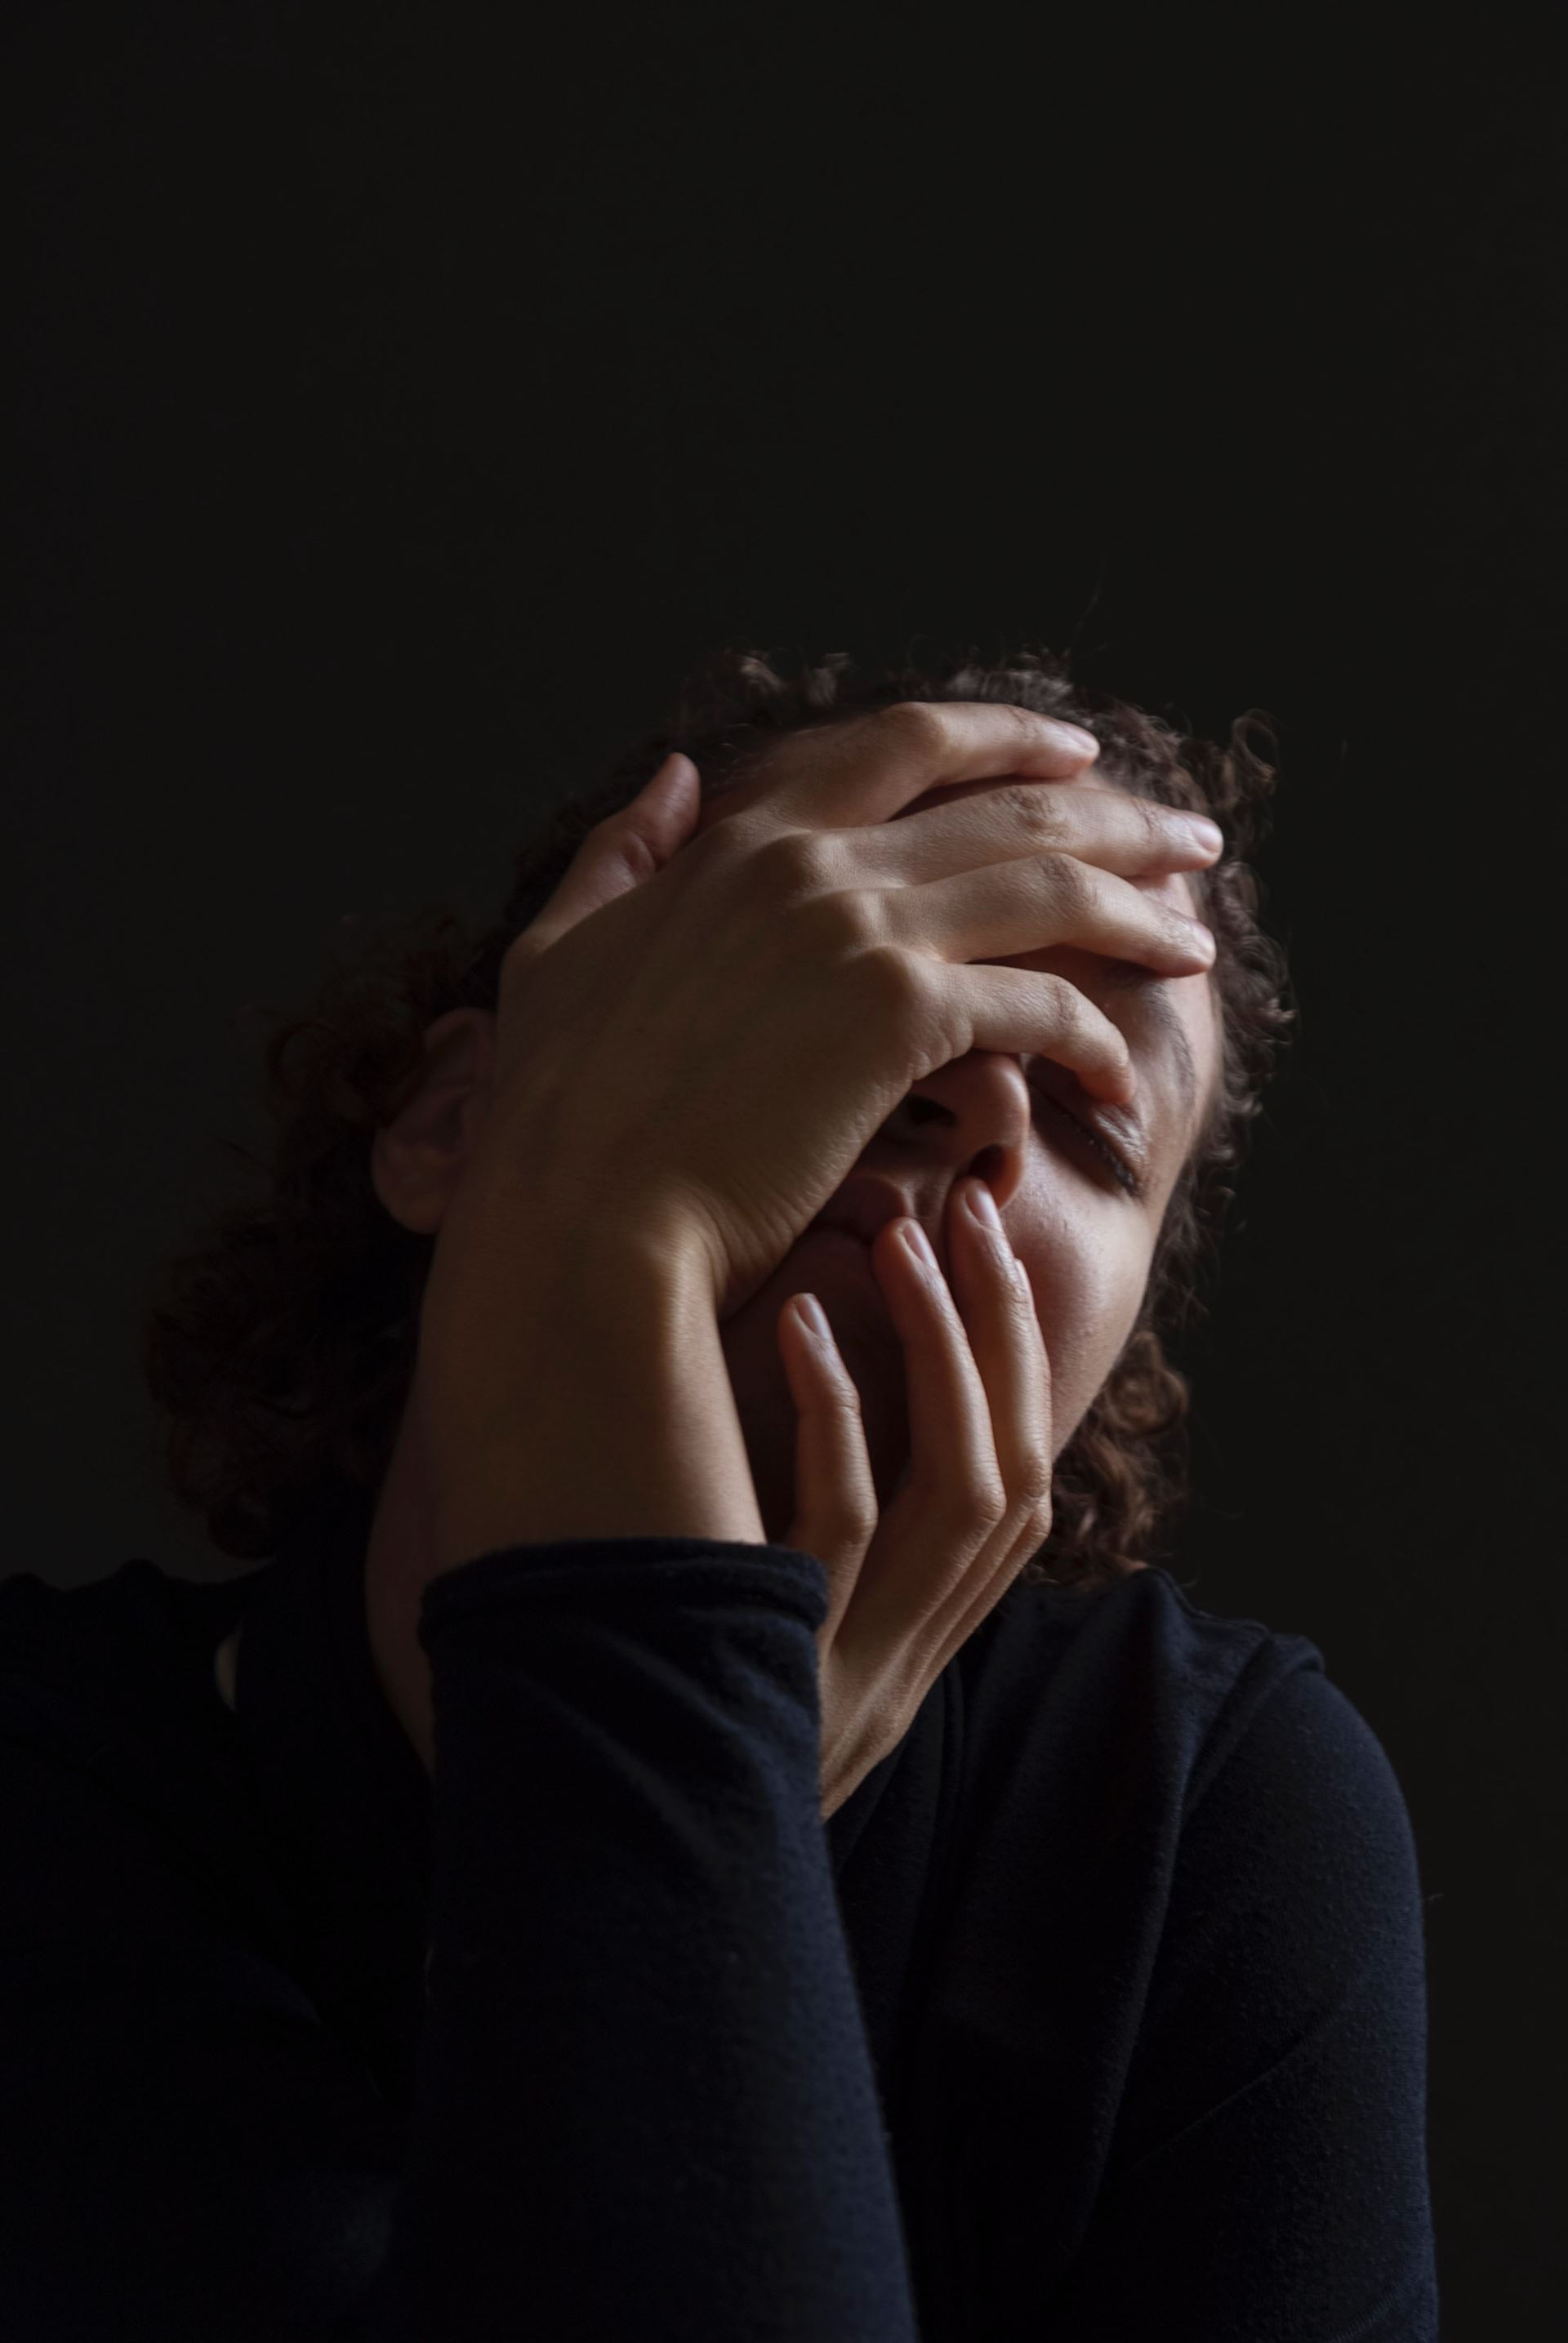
[[141, 642, 1294, 1592]]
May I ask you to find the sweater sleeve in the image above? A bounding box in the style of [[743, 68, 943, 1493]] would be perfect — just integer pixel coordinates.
[[0, 1539, 919, 2343], [359, 1537, 918, 2342], [1043, 1663, 1441, 2342]]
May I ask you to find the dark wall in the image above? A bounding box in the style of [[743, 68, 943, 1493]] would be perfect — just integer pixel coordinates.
[[8, 7, 1562, 2327]]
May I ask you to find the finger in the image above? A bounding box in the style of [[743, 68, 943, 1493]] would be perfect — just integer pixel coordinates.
[[731, 700, 1103, 835], [513, 751, 702, 963], [924, 960, 1140, 1104], [930, 1178, 1054, 1654], [889, 850, 1216, 983], [839, 1216, 1004, 1646], [777, 1293, 879, 1635], [856, 777, 1223, 885]]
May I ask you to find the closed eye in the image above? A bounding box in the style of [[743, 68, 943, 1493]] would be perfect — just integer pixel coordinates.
[[1029, 1081, 1143, 1200]]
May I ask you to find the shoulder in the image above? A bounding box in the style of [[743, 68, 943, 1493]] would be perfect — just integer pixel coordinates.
[[1105, 1613, 1434, 2265], [955, 1578, 1440, 2335], [0, 1557, 290, 1996], [955, 1562, 1333, 1810], [1, 1553, 233, 1694], [0, 1555, 257, 1806], [951, 1563, 1428, 1968], [1098, 1569, 1423, 1887], [1054, 1576, 1434, 2109], [1171, 1653, 1428, 1965]]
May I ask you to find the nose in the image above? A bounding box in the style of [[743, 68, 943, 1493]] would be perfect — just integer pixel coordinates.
[[869, 1049, 1033, 1227]]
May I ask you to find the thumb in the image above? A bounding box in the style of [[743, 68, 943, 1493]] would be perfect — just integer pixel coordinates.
[[514, 751, 701, 962]]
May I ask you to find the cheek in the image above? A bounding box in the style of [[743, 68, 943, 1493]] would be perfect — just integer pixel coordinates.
[[1017, 1199, 1154, 1454]]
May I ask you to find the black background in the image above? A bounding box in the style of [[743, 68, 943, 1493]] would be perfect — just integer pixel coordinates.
[[7, 6, 1564, 2327]]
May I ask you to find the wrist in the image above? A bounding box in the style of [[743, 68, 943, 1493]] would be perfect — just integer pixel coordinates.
[[421, 1209, 765, 1575]]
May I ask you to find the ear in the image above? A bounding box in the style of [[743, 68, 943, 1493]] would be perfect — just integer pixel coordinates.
[[369, 1008, 497, 1235]]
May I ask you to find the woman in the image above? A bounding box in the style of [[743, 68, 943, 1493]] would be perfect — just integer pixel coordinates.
[[0, 646, 1438, 2338]]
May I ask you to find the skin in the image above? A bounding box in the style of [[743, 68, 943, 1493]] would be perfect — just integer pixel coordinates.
[[213, 765, 1223, 1751], [694, 770, 1223, 1548]]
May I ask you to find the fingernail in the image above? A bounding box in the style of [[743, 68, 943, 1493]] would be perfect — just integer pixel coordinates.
[[795, 1293, 831, 1341], [1179, 815, 1223, 854], [965, 1179, 1003, 1233], [1058, 724, 1099, 756]]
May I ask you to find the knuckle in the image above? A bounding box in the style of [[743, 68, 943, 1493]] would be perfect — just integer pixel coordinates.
[[837, 1513, 880, 1561], [1029, 968, 1075, 1021], [1031, 969, 1082, 1017], [1034, 973, 1120, 1062], [823, 1382, 871, 1442], [835, 1486, 880, 1543], [792, 879, 883, 960], [863, 942, 955, 1059], [741, 826, 829, 906], [850, 936, 929, 1018], [874, 699, 950, 758], [596, 810, 662, 884], [1135, 793, 1171, 854], [959, 1474, 1011, 1535], [760, 826, 832, 896], [1007, 1455, 1054, 1522], [921, 1469, 1009, 1539], [998, 781, 1071, 840], [1036, 849, 1092, 915]]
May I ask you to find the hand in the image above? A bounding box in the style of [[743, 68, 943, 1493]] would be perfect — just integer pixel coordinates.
[[778, 1169, 1063, 1818], [394, 706, 1212, 1788], [467, 702, 1220, 1336]]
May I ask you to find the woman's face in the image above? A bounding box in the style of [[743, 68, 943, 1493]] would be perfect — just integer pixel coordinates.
[[693, 770, 1224, 1545]]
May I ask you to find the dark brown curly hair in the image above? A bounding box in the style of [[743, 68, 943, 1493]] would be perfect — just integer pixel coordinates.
[[141, 643, 1294, 1592]]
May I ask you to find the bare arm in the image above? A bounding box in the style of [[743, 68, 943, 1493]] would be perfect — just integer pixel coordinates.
[[421, 1206, 765, 1579]]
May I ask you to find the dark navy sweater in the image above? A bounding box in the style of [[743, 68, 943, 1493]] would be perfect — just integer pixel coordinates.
[[0, 1481, 1438, 2339]]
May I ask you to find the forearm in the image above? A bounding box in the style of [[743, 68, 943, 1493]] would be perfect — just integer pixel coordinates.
[[423, 1209, 766, 1576], [387, 1538, 914, 2341]]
